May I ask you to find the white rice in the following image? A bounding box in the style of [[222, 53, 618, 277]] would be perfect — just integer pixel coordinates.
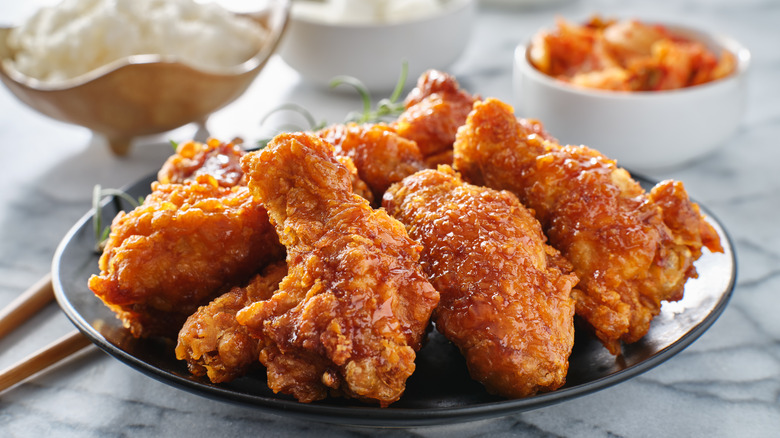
[[6, 0, 268, 82]]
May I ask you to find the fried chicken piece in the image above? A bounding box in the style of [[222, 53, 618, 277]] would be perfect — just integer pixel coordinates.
[[453, 98, 723, 355], [157, 137, 375, 203], [334, 154, 375, 204], [176, 261, 288, 383], [158, 138, 246, 187], [317, 123, 426, 202], [237, 132, 440, 406], [383, 166, 577, 398], [392, 70, 478, 164], [88, 175, 285, 338]]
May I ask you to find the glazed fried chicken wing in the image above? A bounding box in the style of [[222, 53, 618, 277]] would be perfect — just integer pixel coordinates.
[[317, 123, 426, 202], [453, 98, 723, 355], [383, 166, 578, 397], [88, 176, 285, 338], [157, 136, 374, 202], [334, 154, 376, 204], [157, 138, 374, 202], [236, 132, 440, 406], [158, 138, 246, 187], [393, 70, 478, 166], [176, 261, 287, 383]]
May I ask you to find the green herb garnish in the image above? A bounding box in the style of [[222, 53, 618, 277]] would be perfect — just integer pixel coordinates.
[[256, 103, 328, 149], [330, 62, 408, 124], [92, 185, 144, 252], [256, 62, 409, 148]]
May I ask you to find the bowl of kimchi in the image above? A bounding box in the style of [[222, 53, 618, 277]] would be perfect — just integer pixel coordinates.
[[513, 17, 751, 171]]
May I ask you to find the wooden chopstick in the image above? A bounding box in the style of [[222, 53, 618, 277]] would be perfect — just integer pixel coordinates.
[[0, 274, 93, 393], [0, 330, 92, 393], [0, 273, 55, 340]]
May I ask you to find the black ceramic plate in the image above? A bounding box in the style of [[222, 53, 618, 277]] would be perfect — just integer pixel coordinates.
[[52, 173, 736, 427]]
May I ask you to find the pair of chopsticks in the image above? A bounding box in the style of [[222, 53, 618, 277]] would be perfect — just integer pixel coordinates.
[[0, 274, 92, 393]]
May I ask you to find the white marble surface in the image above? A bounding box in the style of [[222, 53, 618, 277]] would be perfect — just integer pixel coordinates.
[[1, 0, 779, 436]]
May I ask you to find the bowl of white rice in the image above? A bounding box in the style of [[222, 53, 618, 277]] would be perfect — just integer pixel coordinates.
[[0, 0, 290, 155]]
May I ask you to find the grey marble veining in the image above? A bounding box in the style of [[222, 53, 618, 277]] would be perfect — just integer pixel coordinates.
[[2, 0, 779, 436]]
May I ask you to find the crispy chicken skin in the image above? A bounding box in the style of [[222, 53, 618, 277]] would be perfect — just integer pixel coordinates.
[[158, 138, 246, 187], [453, 98, 723, 355], [317, 123, 426, 203], [383, 166, 578, 397], [176, 261, 288, 383], [334, 154, 376, 204], [393, 70, 478, 166], [236, 132, 440, 406], [157, 137, 375, 202], [88, 176, 285, 338]]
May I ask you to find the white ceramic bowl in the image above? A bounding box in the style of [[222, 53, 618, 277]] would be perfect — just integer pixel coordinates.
[[278, 0, 476, 92], [0, 0, 290, 156], [513, 24, 751, 172]]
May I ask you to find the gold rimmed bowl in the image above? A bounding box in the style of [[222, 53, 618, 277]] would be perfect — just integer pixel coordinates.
[[0, 0, 290, 156]]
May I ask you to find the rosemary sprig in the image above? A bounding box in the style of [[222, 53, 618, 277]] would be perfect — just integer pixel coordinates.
[[256, 103, 329, 149], [330, 61, 408, 124], [260, 103, 328, 132], [256, 62, 409, 147], [92, 185, 143, 252]]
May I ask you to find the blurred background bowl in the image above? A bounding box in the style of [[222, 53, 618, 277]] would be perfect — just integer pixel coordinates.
[[278, 0, 476, 92], [0, 0, 290, 156], [513, 23, 751, 172]]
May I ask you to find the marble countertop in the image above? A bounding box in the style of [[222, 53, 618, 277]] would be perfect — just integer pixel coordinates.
[[1, 0, 778, 436]]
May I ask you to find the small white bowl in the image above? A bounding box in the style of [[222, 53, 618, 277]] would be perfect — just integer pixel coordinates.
[[278, 0, 476, 91], [513, 24, 751, 172]]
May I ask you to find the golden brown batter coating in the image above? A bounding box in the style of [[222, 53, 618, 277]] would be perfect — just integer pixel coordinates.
[[176, 262, 288, 383], [383, 166, 577, 398], [334, 154, 376, 205], [393, 70, 478, 164], [88, 176, 285, 338], [237, 132, 440, 406], [453, 98, 723, 355], [158, 138, 246, 187], [317, 123, 426, 202], [157, 137, 375, 202]]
